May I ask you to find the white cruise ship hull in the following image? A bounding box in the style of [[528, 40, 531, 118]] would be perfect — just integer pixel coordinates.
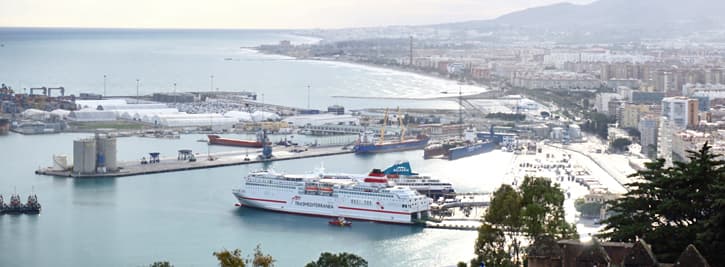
[[233, 189, 426, 224]]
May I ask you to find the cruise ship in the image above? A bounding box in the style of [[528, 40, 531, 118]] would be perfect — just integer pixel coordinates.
[[382, 161, 455, 198], [232, 168, 431, 224]]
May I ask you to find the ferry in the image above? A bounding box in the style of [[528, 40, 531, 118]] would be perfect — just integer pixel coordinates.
[[232, 168, 431, 224], [382, 161, 455, 198]]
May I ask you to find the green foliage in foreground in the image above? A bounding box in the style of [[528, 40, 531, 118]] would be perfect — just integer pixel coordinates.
[[471, 177, 577, 266], [149, 262, 173, 267], [599, 143, 725, 264], [305, 252, 368, 267], [574, 198, 603, 218], [212, 245, 275, 267]]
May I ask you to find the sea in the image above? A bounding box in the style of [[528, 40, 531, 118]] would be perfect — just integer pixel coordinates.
[[0, 28, 511, 267]]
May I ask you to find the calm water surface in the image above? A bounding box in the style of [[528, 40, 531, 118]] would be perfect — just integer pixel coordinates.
[[0, 133, 513, 267], [0, 28, 483, 110]]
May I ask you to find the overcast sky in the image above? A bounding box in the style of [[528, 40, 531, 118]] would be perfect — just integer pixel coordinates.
[[0, 0, 596, 29]]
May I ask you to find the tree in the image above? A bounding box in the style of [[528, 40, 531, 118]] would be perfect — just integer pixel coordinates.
[[484, 184, 523, 264], [150, 262, 173, 267], [473, 177, 577, 265], [610, 138, 632, 152], [581, 112, 613, 139], [305, 252, 368, 267], [600, 143, 725, 263], [519, 176, 578, 240], [251, 245, 275, 267], [624, 127, 641, 140], [471, 224, 514, 267], [456, 262, 467, 267], [213, 249, 246, 267], [574, 200, 602, 218]]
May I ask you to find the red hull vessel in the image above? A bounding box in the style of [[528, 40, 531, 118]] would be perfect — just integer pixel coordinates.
[[207, 135, 263, 148]]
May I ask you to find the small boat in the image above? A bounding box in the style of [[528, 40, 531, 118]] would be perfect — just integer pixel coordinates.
[[23, 194, 41, 214], [328, 217, 352, 227]]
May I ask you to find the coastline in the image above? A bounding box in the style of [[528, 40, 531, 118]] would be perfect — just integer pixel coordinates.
[[248, 47, 491, 92]]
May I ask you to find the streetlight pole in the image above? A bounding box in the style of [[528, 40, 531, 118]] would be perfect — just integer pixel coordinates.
[[210, 75, 214, 92], [173, 82, 177, 104], [136, 79, 140, 104], [103, 75, 107, 98]]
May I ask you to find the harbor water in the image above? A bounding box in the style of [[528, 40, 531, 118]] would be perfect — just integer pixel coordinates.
[[0, 133, 514, 267], [0, 29, 508, 266]]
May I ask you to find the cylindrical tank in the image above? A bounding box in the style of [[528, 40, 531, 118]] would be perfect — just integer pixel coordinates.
[[52, 154, 69, 171], [96, 137, 117, 171], [73, 138, 96, 174], [532, 124, 550, 139], [551, 127, 564, 140], [569, 124, 582, 139]]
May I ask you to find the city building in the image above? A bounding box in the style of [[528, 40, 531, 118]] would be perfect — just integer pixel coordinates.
[[630, 91, 665, 104], [671, 130, 715, 163], [595, 93, 622, 114], [658, 117, 675, 166], [512, 71, 602, 90], [619, 104, 653, 129], [661, 97, 699, 129], [638, 115, 659, 158]]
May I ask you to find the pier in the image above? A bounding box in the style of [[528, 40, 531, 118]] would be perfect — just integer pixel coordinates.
[[36, 145, 353, 178]]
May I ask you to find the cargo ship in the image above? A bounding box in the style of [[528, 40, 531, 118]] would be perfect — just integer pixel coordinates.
[[382, 161, 455, 198], [424, 128, 495, 160], [353, 109, 429, 154], [232, 167, 431, 224], [208, 131, 266, 148]]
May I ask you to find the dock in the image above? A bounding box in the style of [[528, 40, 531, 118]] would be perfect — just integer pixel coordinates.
[[424, 223, 480, 231], [36, 145, 353, 178]]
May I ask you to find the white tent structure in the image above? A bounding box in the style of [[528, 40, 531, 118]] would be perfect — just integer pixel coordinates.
[[68, 109, 117, 122], [21, 109, 51, 120], [75, 99, 128, 110], [283, 114, 359, 127], [99, 103, 169, 111], [223, 111, 254, 122], [50, 109, 71, 119], [251, 111, 280, 121]]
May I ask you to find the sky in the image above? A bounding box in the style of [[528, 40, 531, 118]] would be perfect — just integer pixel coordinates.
[[0, 0, 596, 29]]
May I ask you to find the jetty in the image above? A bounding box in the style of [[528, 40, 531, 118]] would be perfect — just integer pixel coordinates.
[[36, 145, 353, 178]]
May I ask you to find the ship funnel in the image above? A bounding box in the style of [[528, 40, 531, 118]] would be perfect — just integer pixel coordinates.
[[383, 161, 417, 176]]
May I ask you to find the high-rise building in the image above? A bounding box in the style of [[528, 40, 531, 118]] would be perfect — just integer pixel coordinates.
[[658, 116, 675, 166], [661, 97, 699, 129], [620, 104, 652, 129], [638, 115, 659, 158]]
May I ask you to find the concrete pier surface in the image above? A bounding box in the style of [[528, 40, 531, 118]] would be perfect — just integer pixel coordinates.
[[36, 145, 352, 178]]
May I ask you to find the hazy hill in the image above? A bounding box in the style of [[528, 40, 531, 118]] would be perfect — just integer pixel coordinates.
[[445, 0, 725, 35]]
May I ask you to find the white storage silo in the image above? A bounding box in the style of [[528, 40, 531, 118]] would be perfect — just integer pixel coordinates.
[[73, 138, 96, 174], [96, 137, 118, 171]]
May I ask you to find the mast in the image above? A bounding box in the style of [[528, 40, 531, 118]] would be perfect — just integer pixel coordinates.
[[398, 107, 405, 142], [379, 109, 388, 145], [458, 87, 463, 138]]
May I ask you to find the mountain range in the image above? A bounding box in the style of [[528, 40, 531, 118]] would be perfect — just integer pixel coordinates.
[[443, 0, 725, 35]]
